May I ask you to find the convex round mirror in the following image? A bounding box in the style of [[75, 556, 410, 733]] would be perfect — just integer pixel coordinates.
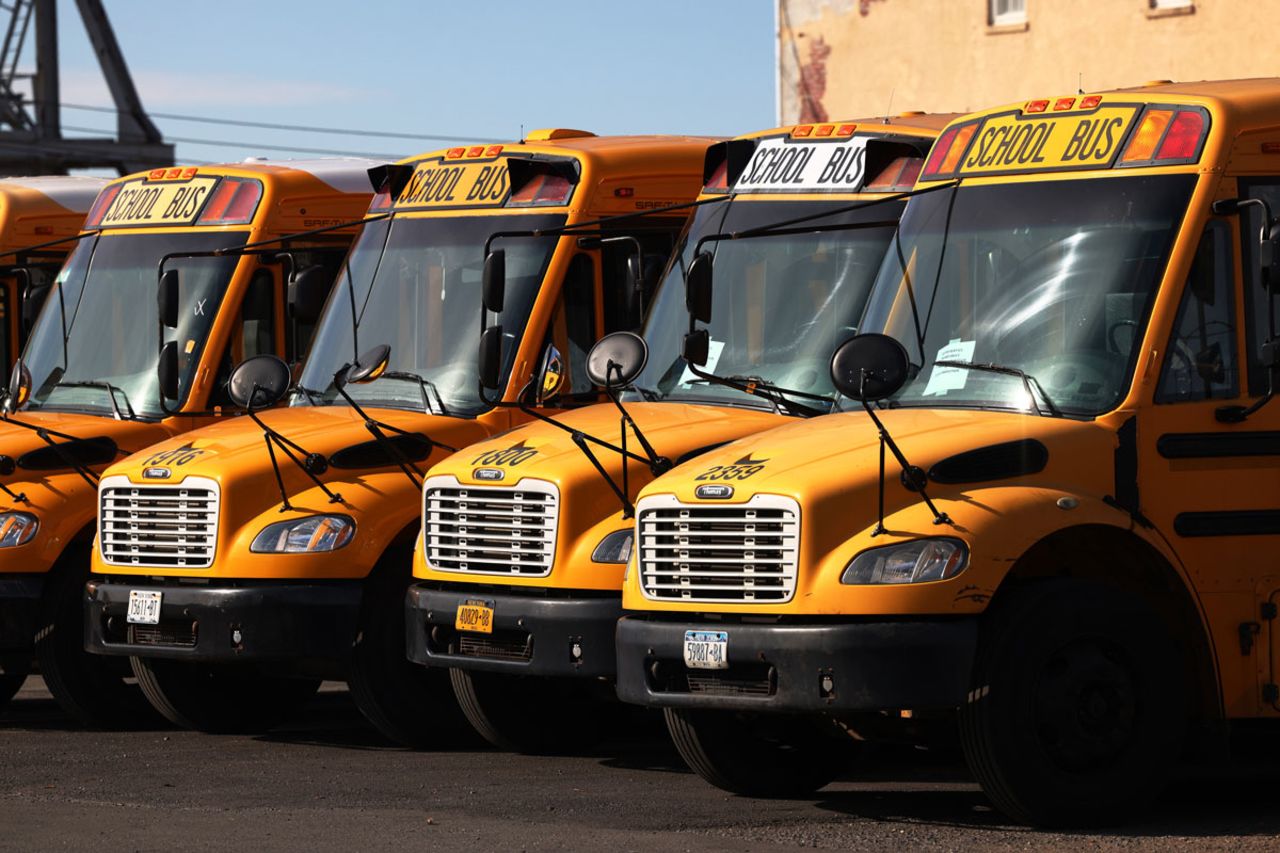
[[346, 344, 391, 385], [6, 360, 31, 412], [830, 333, 910, 402], [534, 343, 565, 405], [587, 331, 648, 389], [227, 354, 292, 410]]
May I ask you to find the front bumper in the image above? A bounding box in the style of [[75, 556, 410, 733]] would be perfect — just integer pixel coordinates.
[[0, 575, 44, 653], [406, 583, 621, 678], [615, 616, 977, 713], [84, 577, 361, 669]]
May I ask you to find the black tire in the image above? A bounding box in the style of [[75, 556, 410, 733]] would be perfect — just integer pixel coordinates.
[[36, 550, 160, 728], [131, 656, 319, 734], [347, 550, 473, 749], [450, 668, 605, 754], [664, 707, 852, 797], [959, 579, 1187, 827], [0, 653, 29, 711]]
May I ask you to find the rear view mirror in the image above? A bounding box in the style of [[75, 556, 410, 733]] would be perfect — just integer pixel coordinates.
[[479, 325, 503, 390], [685, 252, 713, 324], [346, 344, 391, 385], [587, 331, 648, 390], [682, 329, 709, 367], [830, 333, 910, 402], [534, 343, 565, 405], [158, 268, 180, 328], [226, 354, 292, 410], [20, 280, 49, 332], [482, 250, 505, 313], [288, 265, 332, 323], [5, 359, 30, 413], [158, 341, 179, 400]]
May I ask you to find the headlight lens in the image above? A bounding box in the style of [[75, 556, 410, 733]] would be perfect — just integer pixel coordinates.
[[841, 538, 968, 585], [0, 512, 38, 547], [250, 515, 355, 553], [591, 529, 633, 563]]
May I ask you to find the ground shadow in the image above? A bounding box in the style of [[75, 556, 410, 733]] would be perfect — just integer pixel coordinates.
[[0, 693, 173, 734]]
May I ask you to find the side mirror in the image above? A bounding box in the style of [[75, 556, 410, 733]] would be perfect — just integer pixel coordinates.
[[685, 251, 713, 325], [227, 354, 292, 410], [158, 268, 180, 328], [288, 265, 332, 323], [682, 329, 709, 367], [20, 281, 49, 332], [346, 344, 391, 385], [158, 341, 179, 400], [829, 333, 910, 402], [5, 359, 31, 413], [482, 249, 505, 313], [478, 324, 503, 390], [587, 331, 648, 390], [534, 343, 565, 405]]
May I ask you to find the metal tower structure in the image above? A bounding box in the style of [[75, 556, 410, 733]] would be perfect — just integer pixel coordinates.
[[0, 0, 172, 175]]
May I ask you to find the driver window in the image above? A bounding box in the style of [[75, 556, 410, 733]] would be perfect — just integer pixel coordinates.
[[1156, 221, 1237, 403], [543, 254, 595, 396]]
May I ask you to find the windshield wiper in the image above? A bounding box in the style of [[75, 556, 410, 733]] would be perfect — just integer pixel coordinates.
[[932, 360, 1062, 417], [52, 381, 138, 421], [378, 371, 449, 416], [684, 372, 831, 418]]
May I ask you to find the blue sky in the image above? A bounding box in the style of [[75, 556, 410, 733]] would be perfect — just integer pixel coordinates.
[[35, 0, 776, 167]]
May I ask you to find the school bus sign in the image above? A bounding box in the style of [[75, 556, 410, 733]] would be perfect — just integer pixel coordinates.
[[955, 105, 1141, 176], [99, 176, 220, 227], [394, 157, 511, 209]]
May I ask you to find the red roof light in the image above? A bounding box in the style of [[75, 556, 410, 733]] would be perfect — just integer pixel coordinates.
[[1156, 110, 1205, 160]]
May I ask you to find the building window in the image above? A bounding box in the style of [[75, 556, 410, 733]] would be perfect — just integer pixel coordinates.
[[990, 0, 1026, 26], [1151, 0, 1192, 8]]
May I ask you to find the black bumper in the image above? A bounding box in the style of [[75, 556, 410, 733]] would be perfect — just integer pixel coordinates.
[[615, 616, 977, 713], [0, 575, 44, 653], [84, 577, 362, 667], [405, 583, 621, 678]]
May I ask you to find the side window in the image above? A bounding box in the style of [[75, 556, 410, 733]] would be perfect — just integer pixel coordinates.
[[287, 249, 345, 363], [600, 223, 681, 331], [208, 268, 276, 408], [1156, 221, 1237, 403], [1240, 181, 1280, 395], [544, 254, 596, 396]]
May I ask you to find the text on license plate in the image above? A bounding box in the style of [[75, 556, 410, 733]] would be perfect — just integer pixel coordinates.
[[683, 630, 728, 670], [127, 590, 162, 625], [455, 601, 494, 634]]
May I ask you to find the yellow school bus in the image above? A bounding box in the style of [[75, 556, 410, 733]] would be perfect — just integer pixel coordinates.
[[0, 159, 381, 721], [84, 131, 713, 742], [0, 177, 106, 377], [617, 79, 1280, 826], [405, 115, 954, 753]]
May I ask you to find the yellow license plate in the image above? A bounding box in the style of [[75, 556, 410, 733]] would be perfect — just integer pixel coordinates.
[[455, 602, 494, 634]]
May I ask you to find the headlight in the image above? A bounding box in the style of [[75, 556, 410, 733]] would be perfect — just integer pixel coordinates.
[[591, 529, 633, 563], [0, 512, 38, 547], [841, 538, 968, 585], [250, 515, 355, 553]]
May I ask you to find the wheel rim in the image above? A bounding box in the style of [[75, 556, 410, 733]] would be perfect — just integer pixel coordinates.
[[1032, 638, 1138, 773]]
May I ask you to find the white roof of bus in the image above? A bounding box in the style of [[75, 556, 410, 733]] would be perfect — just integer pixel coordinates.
[[229, 157, 390, 194], [0, 175, 107, 213]]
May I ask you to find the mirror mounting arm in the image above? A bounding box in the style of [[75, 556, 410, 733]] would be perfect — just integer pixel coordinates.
[[858, 377, 950, 533], [330, 377, 428, 489], [604, 364, 669, 476], [245, 398, 342, 510], [573, 431, 634, 519]]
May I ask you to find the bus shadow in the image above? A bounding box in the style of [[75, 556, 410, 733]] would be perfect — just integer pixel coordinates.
[[0, 693, 172, 734]]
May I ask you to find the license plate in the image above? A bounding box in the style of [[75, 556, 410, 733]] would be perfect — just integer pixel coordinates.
[[683, 630, 728, 670], [455, 601, 494, 634], [126, 590, 162, 625]]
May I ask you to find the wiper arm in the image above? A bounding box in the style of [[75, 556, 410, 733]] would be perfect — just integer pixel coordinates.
[[684, 368, 831, 418], [933, 360, 1062, 417], [378, 371, 450, 416], [295, 384, 325, 406], [0, 410, 128, 489], [53, 381, 138, 421], [633, 386, 661, 402]]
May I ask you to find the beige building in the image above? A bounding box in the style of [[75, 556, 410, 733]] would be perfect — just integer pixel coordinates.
[[777, 0, 1278, 123]]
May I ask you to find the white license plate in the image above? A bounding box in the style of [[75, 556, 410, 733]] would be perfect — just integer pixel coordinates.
[[683, 630, 728, 670], [126, 590, 162, 625]]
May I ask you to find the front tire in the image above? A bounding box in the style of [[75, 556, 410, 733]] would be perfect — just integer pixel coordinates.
[[0, 653, 28, 711], [665, 707, 852, 797], [450, 668, 604, 754], [131, 657, 319, 734], [959, 579, 1187, 827]]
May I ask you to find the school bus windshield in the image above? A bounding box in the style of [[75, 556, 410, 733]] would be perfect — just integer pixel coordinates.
[[627, 199, 897, 411], [20, 230, 247, 419], [859, 174, 1196, 416], [295, 212, 563, 416]]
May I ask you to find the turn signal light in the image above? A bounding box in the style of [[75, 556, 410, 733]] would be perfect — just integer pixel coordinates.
[[1120, 108, 1206, 164], [197, 178, 263, 225], [1156, 110, 1205, 160], [83, 183, 122, 228], [510, 173, 572, 205], [1121, 109, 1173, 162]]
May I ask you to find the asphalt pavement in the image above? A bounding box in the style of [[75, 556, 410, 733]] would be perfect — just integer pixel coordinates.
[[1, 677, 1278, 851]]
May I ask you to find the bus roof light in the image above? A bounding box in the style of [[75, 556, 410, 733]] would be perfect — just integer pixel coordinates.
[[835, 124, 856, 136], [1079, 95, 1102, 109], [446, 148, 465, 159], [814, 124, 834, 137], [1026, 100, 1050, 113], [1054, 98, 1075, 111], [793, 125, 813, 137], [937, 123, 977, 174], [921, 126, 958, 178], [485, 145, 504, 157], [197, 178, 263, 225], [614, 187, 635, 198], [1121, 109, 1173, 163], [865, 156, 924, 191], [1155, 110, 1205, 160], [703, 159, 729, 191], [467, 146, 485, 158], [83, 183, 122, 228]]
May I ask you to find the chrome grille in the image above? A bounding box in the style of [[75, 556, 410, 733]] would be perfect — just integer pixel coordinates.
[[422, 476, 558, 576], [98, 475, 219, 568], [637, 494, 799, 603]]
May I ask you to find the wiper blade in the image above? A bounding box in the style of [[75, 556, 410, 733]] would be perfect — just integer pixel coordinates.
[[379, 370, 450, 416], [685, 373, 831, 418], [632, 386, 661, 402], [295, 384, 326, 406], [53, 381, 138, 421], [932, 360, 1062, 417]]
